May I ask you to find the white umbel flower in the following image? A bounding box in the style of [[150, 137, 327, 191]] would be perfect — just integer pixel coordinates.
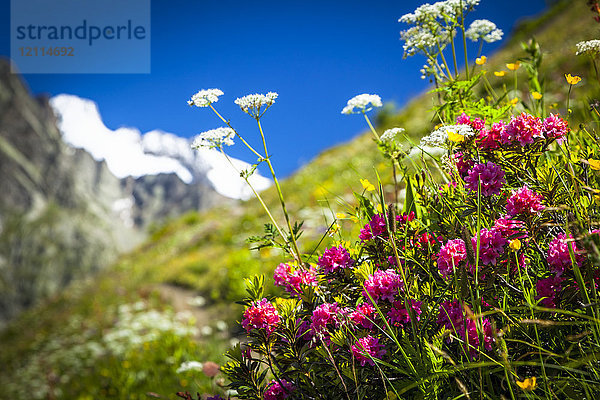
[[381, 127, 406, 144], [188, 89, 224, 107], [341, 94, 383, 114], [234, 92, 278, 118], [420, 124, 474, 148], [191, 127, 235, 149], [576, 40, 600, 55], [465, 19, 503, 43]]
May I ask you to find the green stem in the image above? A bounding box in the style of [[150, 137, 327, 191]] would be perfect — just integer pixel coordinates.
[[256, 119, 303, 264], [437, 41, 455, 82], [209, 104, 264, 159], [460, 7, 469, 81], [363, 113, 380, 141]]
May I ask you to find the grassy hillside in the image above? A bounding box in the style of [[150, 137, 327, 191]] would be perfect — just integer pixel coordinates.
[[2, 1, 600, 398]]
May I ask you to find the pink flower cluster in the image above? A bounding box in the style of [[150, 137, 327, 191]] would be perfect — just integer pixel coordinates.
[[242, 299, 280, 334], [363, 269, 403, 302], [536, 275, 563, 308], [359, 214, 387, 241], [464, 162, 506, 196], [310, 302, 340, 335], [543, 113, 570, 143], [504, 113, 543, 145], [547, 233, 583, 275], [273, 263, 317, 296], [317, 245, 355, 274], [437, 300, 495, 352], [457, 112, 485, 130], [351, 335, 386, 366], [467, 112, 569, 148], [493, 217, 527, 240], [263, 379, 294, 400], [350, 303, 376, 330], [452, 151, 474, 179], [472, 228, 507, 265], [388, 299, 422, 327], [437, 239, 467, 278], [506, 186, 545, 217], [478, 121, 505, 150]]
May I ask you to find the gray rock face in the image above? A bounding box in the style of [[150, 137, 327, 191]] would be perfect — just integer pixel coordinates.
[[0, 59, 226, 326]]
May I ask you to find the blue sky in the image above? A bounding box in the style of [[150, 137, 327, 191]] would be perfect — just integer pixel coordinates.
[[0, 0, 549, 177]]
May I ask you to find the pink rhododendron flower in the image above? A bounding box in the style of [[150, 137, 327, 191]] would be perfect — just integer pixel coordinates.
[[464, 162, 506, 196], [242, 299, 280, 334], [547, 233, 583, 275], [363, 269, 403, 302], [388, 299, 422, 327], [543, 113, 569, 143], [456, 112, 485, 131], [263, 379, 294, 400], [350, 303, 376, 330], [437, 239, 467, 278], [273, 263, 317, 296], [505, 112, 543, 145], [478, 121, 505, 149], [536, 275, 563, 308], [359, 214, 388, 241], [438, 300, 495, 353], [453, 151, 474, 179], [472, 228, 507, 265], [493, 217, 527, 240], [310, 302, 340, 335], [318, 245, 355, 274], [506, 186, 545, 216], [351, 335, 386, 366]]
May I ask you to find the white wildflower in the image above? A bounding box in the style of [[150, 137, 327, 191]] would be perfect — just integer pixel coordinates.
[[188, 88, 224, 107], [420, 124, 474, 148], [176, 361, 204, 373], [187, 296, 206, 307], [576, 39, 600, 55], [234, 92, 278, 117], [465, 19, 503, 43], [191, 127, 235, 149], [381, 127, 405, 144], [341, 94, 382, 114]]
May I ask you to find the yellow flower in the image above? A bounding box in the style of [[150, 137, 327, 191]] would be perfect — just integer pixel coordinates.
[[328, 223, 341, 236], [510, 97, 519, 106], [531, 91, 543, 100], [565, 73, 582, 85], [588, 159, 600, 170], [476, 56, 487, 65], [360, 178, 375, 192], [506, 61, 521, 71], [447, 130, 465, 143], [494, 71, 506, 77], [516, 376, 537, 391], [376, 204, 383, 213], [336, 212, 347, 219], [509, 239, 522, 251], [350, 215, 360, 223]]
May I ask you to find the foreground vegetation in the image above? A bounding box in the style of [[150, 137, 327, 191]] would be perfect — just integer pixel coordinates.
[[2, 1, 600, 399]]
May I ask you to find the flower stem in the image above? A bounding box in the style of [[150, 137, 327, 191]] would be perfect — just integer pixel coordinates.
[[363, 113, 380, 141], [209, 104, 264, 159], [256, 119, 303, 264]]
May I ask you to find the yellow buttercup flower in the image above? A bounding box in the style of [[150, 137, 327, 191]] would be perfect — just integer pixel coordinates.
[[516, 377, 537, 391], [531, 91, 543, 100], [510, 97, 519, 106], [509, 239, 522, 251], [336, 212, 347, 219], [494, 71, 506, 77], [360, 178, 375, 192], [506, 62, 521, 71], [376, 204, 383, 214], [565, 73, 582, 85], [588, 159, 600, 170], [476, 56, 487, 65], [447, 130, 465, 143]]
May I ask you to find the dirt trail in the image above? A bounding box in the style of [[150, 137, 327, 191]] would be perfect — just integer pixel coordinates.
[[157, 283, 214, 334]]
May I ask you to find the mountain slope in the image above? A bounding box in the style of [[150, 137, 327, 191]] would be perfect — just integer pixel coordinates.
[[1, 1, 599, 398]]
